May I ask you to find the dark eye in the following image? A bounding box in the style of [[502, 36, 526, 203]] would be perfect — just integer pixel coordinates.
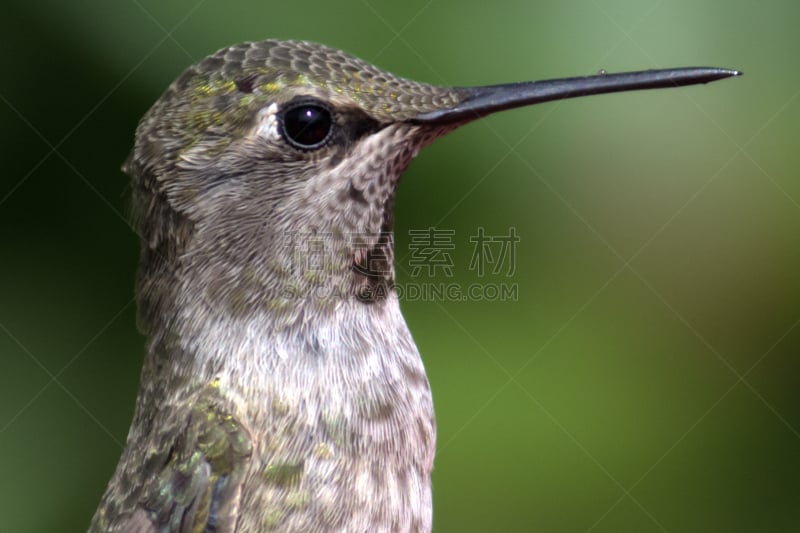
[[280, 102, 333, 149]]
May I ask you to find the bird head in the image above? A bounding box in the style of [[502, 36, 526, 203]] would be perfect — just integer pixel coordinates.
[[126, 39, 738, 328]]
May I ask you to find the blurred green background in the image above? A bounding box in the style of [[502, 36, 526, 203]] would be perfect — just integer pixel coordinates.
[[1, 0, 798, 531]]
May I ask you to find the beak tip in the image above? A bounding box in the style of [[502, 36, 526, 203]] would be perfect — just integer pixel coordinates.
[[705, 67, 742, 84], [717, 68, 743, 78]]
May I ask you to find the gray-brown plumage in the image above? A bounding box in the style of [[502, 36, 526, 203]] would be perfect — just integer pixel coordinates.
[[90, 39, 738, 532]]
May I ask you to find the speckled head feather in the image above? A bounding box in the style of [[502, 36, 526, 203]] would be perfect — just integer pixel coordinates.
[[181, 39, 463, 118]]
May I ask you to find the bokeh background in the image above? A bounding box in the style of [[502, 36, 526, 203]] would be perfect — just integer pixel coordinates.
[[1, 0, 798, 531]]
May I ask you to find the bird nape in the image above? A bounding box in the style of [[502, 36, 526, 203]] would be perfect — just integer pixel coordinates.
[[90, 39, 739, 533]]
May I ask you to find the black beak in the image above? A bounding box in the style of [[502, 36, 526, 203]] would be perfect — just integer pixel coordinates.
[[413, 67, 741, 124]]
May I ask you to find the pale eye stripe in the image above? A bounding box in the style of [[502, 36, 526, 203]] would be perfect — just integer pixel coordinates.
[[254, 102, 281, 140]]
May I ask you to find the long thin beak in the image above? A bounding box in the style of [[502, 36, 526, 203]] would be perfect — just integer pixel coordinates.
[[412, 67, 741, 124]]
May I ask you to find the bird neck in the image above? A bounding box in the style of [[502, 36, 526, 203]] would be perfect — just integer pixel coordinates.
[[133, 285, 421, 420]]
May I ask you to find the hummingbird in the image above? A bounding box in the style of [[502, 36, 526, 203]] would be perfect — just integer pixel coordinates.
[[90, 39, 739, 532]]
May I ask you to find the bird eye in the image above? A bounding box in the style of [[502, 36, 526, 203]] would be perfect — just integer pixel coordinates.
[[280, 101, 333, 150]]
